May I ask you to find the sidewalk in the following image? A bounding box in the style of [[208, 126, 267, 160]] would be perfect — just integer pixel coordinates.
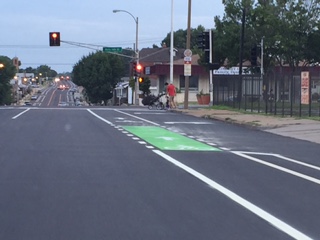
[[175, 107, 320, 144]]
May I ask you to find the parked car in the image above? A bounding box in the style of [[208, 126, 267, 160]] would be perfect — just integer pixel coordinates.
[[31, 95, 38, 100]]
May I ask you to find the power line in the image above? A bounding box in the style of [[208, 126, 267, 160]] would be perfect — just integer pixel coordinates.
[[0, 37, 164, 49]]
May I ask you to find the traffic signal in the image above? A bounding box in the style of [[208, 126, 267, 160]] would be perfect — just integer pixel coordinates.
[[251, 45, 258, 66], [49, 32, 60, 46], [136, 64, 143, 74], [138, 77, 144, 84], [132, 61, 137, 76], [197, 31, 209, 50]]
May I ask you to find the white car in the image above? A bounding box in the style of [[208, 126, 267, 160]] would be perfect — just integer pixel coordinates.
[[58, 102, 68, 107], [31, 95, 38, 100]]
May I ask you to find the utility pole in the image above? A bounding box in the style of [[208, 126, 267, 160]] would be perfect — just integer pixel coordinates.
[[170, 0, 174, 84]]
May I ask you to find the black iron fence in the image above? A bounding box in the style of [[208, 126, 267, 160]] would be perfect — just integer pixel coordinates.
[[212, 67, 320, 118]]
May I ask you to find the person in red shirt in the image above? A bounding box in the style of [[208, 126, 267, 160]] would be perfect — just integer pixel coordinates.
[[166, 82, 176, 109]]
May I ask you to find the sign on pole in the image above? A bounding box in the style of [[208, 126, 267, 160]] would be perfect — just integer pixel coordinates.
[[103, 47, 122, 53], [301, 71, 310, 105], [184, 49, 192, 76]]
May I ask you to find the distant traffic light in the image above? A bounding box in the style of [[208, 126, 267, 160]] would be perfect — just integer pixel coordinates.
[[138, 77, 144, 84], [49, 32, 60, 46], [197, 31, 209, 50]]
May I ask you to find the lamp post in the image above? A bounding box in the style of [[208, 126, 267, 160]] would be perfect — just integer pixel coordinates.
[[170, 0, 174, 84], [113, 9, 139, 105]]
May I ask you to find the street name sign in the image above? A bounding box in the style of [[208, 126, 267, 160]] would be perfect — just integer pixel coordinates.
[[103, 47, 122, 53]]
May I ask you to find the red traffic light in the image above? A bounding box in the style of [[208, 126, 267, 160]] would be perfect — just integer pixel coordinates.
[[136, 64, 142, 71], [49, 32, 61, 46]]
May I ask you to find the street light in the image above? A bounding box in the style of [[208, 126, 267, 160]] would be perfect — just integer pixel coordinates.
[[113, 9, 139, 105]]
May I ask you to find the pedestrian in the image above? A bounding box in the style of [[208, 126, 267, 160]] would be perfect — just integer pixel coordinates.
[[166, 82, 176, 109], [164, 82, 168, 94]]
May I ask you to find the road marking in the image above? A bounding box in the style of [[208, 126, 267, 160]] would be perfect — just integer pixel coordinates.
[[115, 109, 160, 126], [122, 126, 221, 151], [134, 112, 166, 115], [239, 152, 320, 171], [232, 151, 320, 185], [153, 150, 312, 240], [47, 88, 57, 106], [87, 109, 114, 125], [164, 121, 213, 124], [12, 108, 30, 119], [115, 120, 143, 123]]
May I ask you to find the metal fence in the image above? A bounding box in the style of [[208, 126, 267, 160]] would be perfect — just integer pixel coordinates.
[[212, 67, 320, 118]]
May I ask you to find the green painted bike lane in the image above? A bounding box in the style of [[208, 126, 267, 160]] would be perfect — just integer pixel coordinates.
[[122, 126, 221, 151]]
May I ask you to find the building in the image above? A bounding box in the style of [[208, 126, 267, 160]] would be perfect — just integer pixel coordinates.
[[137, 46, 211, 103]]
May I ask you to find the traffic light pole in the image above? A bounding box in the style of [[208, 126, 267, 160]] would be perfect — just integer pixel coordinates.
[[113, 9, 139, 105], [209, 29, 213, 106], [135, 17, 139, 105]]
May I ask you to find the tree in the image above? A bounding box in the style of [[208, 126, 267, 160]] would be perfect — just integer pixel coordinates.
[[72, 51, 125, 104], [0, 56, 16, 105], [215, 0, 320, 73], [37, 65, 57, 79], [19, 65, 58, 79], [139, 77, 151, 96], [161, 25, 206, 52]]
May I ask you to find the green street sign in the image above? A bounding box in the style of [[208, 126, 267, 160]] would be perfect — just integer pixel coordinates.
[[103, 47, 122, 53]]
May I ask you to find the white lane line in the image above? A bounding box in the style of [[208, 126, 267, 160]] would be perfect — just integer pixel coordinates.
[[115, 109, 160, 126], [165, 121, 213, 124], [207, 143, 217, 146], [232, 151, 320, 185], [275, 154, 320, 171], [153, 150, 312, 240], [87, 109, 113, 125], [220, 147, 231, 151], [12, 108, 30, 119], [240, 151, 320, 171]]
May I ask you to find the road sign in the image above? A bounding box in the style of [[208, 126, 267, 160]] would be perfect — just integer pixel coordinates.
[[103, 47, 122, 53], [184, 49, 192, 57], [184, 56, 192, 76]]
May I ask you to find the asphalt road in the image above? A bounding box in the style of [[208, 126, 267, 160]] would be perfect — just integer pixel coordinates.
[[0, 89, 319, 239]]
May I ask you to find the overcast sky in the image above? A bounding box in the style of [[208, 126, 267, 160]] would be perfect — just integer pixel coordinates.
[[1, 0, 224, 73]]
